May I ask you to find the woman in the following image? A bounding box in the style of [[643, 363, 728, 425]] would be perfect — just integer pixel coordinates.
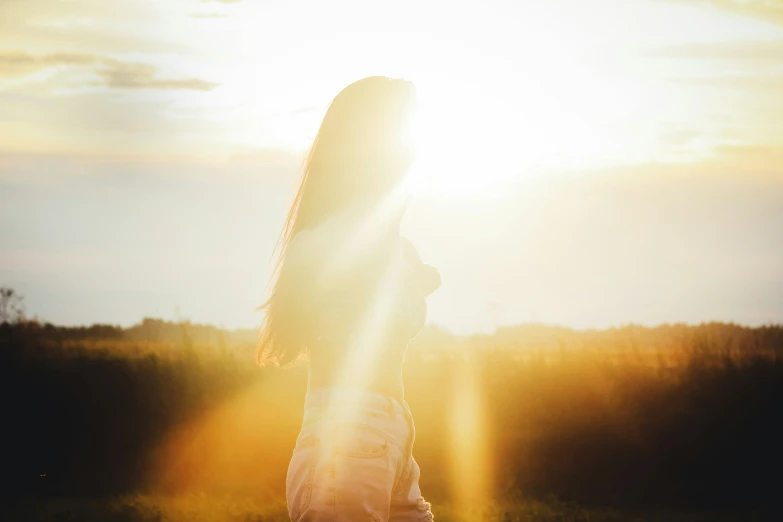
[[258, 76, 440, 521]]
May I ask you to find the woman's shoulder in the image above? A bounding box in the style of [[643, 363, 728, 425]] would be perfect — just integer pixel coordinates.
[[285, 213, 355, 263]]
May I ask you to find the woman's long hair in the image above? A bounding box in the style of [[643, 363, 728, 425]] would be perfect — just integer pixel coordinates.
[[257, 76, 417, 366]]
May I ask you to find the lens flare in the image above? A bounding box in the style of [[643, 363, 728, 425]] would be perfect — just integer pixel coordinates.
[[448, 356, 492, 510]]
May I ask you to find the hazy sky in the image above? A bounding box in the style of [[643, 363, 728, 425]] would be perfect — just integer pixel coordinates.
[[1, 0, 782, 332]]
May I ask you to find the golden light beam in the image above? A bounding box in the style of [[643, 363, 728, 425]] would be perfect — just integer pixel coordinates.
[[448, 355, 492, 512]]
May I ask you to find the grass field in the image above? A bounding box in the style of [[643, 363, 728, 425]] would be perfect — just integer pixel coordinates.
[[3, 494, 776, 522], [1, 321, 780, 521]]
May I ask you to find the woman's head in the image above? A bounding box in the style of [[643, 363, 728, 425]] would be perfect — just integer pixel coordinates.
[[292, 76, 417, 236], [257, 76, 417, 366]]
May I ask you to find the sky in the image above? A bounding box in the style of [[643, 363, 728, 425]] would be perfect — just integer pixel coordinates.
[[1, 0, 782, 332]]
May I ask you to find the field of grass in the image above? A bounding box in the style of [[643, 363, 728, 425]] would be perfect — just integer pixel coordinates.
[[3, 494, 776, 522], [1, 320, 780, 520]]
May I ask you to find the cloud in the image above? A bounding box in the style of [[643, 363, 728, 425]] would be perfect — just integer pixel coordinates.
[[226, 148, 303, 168], [0, 51, 99, 77], [0, 51, 217, 91], [661, 0, 783, 26], [0, 92, 209, 155], [660, 129, 704, 148], [675, 75, 783, 92], [189, 13, 229, 19], [0, 0, 193, 55], [94, 61, 217, 91], [648, 40, 783, 94], [648, 39, 783, 64], [588, 145, 783, 182], [190, 0, 239, 19]]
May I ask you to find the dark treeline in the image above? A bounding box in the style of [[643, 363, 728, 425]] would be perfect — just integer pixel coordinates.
[[13, 318, 257, 346], [0, 320, 780, 512]]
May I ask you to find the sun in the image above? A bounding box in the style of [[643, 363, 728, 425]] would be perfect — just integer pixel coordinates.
[[402, 66, 638, 199], [404, 80, 522, 199]]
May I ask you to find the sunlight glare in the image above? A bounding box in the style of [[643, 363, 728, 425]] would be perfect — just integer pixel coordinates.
[[405, 63, 642, 199], [405, 79, 526, 199]]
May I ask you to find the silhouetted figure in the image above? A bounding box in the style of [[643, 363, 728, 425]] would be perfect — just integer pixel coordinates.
[[258, 76, 439, 521]]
